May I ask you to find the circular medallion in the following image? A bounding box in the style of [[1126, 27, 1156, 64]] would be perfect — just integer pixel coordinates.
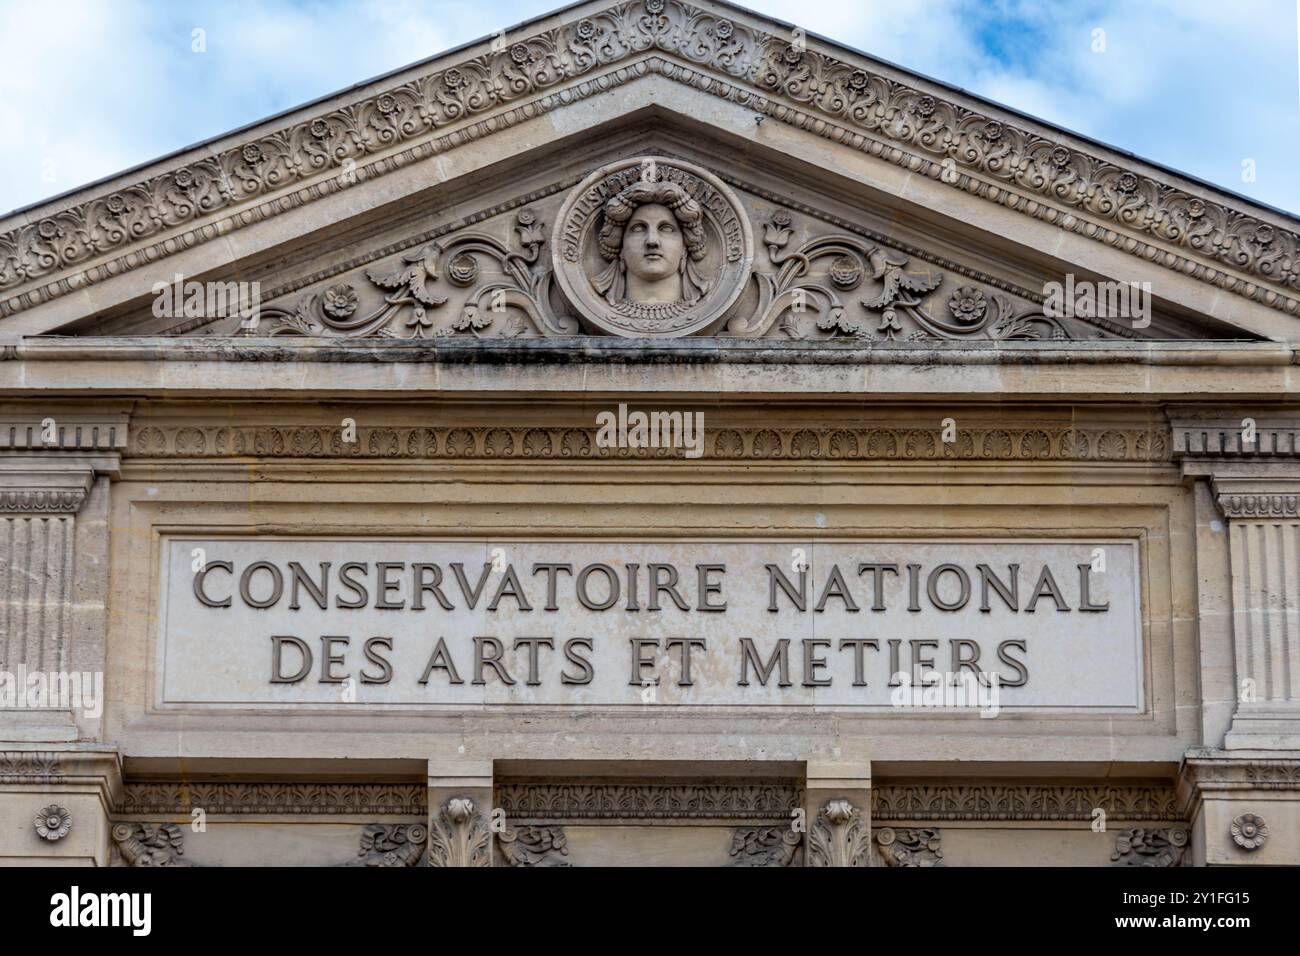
[[552, 157, 753, 337]]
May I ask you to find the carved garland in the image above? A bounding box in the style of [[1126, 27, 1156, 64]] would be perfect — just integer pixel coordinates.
[[3, 0, 1297, 322], [126, 423, 1171, 462]]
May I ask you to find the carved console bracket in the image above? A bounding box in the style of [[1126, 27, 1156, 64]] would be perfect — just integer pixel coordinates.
[[427, 796, 492, 867], [807, 798, 871, 867]]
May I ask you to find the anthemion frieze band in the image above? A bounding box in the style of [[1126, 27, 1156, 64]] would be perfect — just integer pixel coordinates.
[[0, 0, 1297, 930]]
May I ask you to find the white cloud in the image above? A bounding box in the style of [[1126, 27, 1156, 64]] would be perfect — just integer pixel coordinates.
[[0, 0, 1296, 215]]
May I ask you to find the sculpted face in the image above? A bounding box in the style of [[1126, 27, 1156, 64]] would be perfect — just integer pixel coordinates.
[[621, 203, 685, 300]]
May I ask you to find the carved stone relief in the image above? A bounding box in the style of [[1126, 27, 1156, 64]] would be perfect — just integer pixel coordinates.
[[497, 825, 572, 867], [872, 783, 1183, 822], [726, 826, 802, 867], [126, 420, 1172, 463], [1229, 813, 1268, 851], [427, 796, 492, 867], [112, 823, 190, 867], [339, 823, 428, 867], [34, 805, 71, 842], [1110, 827, 1188, 867], [875, 827, 944, 867], [243, 164, 1116, 342], [553, 156, 752, 337], [806, 798, 871, 867]]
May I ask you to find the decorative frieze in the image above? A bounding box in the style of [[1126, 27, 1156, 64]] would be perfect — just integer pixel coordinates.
[[872, 784, 1183, 822], [0, 751, 64, 783], [126, 422, 1170, 462], [1217, 494, 1299, 518], [496, 782, 800, 823], [118, 782, 426, 816]]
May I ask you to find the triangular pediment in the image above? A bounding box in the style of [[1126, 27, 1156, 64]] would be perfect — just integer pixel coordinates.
[[2, 0, 1297, 344]]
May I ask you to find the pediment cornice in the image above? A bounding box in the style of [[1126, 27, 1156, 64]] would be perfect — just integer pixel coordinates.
[[2, 0, 1298, 330]]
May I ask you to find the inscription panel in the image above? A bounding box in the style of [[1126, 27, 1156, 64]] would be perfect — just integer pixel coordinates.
[[157, 538, 1143, 711]]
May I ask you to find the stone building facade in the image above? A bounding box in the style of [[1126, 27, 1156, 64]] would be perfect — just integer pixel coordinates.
[[1, 0, 1298, 867]]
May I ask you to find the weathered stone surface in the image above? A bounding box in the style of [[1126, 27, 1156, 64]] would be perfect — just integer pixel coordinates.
[[1, 0, 1297, 866]]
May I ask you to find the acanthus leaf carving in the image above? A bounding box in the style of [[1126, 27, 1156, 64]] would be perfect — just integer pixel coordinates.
[[427, 796, 492, 867], [806, 798, 871, 867]]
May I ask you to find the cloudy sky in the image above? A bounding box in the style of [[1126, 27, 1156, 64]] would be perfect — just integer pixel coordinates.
[[1, 0, 1297, 216]]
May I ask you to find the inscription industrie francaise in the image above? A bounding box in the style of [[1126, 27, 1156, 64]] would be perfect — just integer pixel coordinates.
[[158, 539, 1143, 710]]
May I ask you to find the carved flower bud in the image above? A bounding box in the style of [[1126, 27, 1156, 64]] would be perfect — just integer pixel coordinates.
[[645, 0, 666, 14], [714, 19, 734, 39], [847, 70, 869, 92], [1116, 171, 1139, 195], [1050, 145, 1071, 167], [241, 143, 265, 165], [376, 94, 399, 115], [915, 95, 936, 117], [442, 69, 466, 90], [445, 797, 476, 822], [982, 121, 1003, 142], [1254, 223, 1275, 246], [576, 18, 598, 41], [823, 799, 855, 823], [1185, 198, 1206, 219], [173, 168, 196, 189], [509, 43, 532, 65], [105, 195, 128, 216]]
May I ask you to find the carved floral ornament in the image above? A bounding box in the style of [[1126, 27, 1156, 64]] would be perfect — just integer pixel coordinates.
[[250, 154, 1089, 342], [4, 0, 1298, 325]]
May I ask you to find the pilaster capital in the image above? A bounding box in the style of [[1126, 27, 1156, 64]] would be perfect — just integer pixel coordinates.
[[0, 408, 130, 504]]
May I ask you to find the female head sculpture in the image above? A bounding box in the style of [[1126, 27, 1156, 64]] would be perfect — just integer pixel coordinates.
[[592, 179, 712, 307]]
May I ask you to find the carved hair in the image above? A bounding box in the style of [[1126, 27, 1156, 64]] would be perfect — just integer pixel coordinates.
[[592, 178, 712, 305], [597, 180, 707, 262]]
